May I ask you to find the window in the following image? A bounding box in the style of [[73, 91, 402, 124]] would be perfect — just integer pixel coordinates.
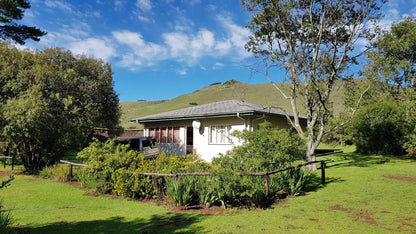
[[209, 125, 231, 144], [148, 127, 180, 143]]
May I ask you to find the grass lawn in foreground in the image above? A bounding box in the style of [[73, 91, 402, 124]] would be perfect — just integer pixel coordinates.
[[1, 148, 415, 233]]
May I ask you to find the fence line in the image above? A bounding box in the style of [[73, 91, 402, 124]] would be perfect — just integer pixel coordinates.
[[0, 156, 13, 170], [59, 160, 88, 178], [59, 150, 343, 196]]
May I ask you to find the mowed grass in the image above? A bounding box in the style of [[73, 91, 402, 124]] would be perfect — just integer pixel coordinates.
[[1, 148, 415, 233]]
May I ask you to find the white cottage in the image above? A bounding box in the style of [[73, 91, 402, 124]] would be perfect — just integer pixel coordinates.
[[130, 100, 306, 162]]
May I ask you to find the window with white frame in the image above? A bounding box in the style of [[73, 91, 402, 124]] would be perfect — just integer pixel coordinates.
[[209, 125, 231, 144]]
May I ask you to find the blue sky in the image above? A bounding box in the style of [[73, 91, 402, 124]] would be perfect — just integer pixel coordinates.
[[18, 0, 416, 102]]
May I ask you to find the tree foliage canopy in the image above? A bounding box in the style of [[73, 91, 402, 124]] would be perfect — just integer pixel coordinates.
[[0, 42, 120, 171], [243, 0, 384, 168], [0, 0, 46, 44], [367, 17, 416, 90]]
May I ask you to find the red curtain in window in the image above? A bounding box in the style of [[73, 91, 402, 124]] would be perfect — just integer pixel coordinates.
[[161, 128, 167, 143], [148, 128, 155, 137], [155, 128, 160, 142], [173, 127, 180, 143]]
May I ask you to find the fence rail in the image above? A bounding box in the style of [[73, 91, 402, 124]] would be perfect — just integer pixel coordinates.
[[0, 156, 13, 170], [59, 160, 88, 177]]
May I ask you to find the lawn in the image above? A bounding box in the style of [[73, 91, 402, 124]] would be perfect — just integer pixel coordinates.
[[1, 148, 415, 233]]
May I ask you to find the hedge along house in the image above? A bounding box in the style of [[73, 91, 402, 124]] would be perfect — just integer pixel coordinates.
[[130, 100, 306, 162]]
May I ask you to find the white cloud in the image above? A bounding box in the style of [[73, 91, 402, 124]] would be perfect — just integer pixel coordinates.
[[113, 30, 167, 67], [177, 69, 187, 75], [216, 15, 251, 58], [45, 0, 73, 12], [114, 0, 123, 10], [136, 0, 152, 12], [138, 15, 151, 22], [213, 62, 224, 70], [110, 14, 250, 69], [69, 38, 115, 61]]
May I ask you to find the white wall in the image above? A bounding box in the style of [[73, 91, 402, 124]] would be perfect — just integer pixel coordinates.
[[192, 117, 246, 162]]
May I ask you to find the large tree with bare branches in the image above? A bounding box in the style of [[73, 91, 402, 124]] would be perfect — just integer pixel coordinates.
[[243, 0, 384, 169]]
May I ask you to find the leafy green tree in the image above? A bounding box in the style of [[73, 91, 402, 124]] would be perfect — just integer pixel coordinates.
[[0, 42, 120, 172], [367, 17, 416, 91], [351, 101, 409, 156], [242, 0, 384, 169], [363, 17, 416, 157], [0, 0, 46, 44]]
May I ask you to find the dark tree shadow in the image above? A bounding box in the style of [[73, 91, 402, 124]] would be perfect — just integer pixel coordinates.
[[302, 172, 345, 193], [11, 212, 205, 234], [324, 151, 396, 169]]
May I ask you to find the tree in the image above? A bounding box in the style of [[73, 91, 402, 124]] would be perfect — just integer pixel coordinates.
[[0, 0, 46, 44], [242, 0, 384, 169], [367, 17, 416, 91], [364, 17, 416, 158], [351, 101, 409, 156], [0, 42, 120, 172]]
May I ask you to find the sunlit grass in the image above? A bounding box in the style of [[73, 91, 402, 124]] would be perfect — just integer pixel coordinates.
[[1, 150, 415, 233]]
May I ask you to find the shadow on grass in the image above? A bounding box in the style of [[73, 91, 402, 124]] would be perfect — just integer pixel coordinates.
[[320, 151, 395, 169], [12, 212, 205, 234], [302, 172, 345, 193]]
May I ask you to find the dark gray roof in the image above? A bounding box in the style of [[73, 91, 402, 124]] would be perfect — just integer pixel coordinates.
[[130, 100, 306, 123]]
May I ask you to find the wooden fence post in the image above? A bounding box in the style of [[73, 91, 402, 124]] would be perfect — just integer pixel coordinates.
[[69, 164, 73, 178], [11, 157, 13, 171], [321, 161, 326, 184], [3, 158, 5, 168], [153, 176, 159, 198], [263, 175, 269, 196]]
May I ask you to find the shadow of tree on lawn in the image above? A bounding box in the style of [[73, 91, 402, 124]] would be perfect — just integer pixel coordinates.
[[302, 172, 345, 193], [12, 212, 205, 234], [320, 151, 394, 169]]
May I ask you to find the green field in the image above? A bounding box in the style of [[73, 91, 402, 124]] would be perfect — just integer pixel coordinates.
[[1, 147, 415, 233]]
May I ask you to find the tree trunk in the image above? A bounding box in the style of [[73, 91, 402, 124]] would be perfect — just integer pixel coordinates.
[[306, 140, 317, 171]]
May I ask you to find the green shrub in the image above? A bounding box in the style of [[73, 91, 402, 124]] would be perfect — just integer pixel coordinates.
[[351, 101, 409, 156], [403, 126, 416, 158], [210, 123, 306, 207], [76, 139, 141, 193]]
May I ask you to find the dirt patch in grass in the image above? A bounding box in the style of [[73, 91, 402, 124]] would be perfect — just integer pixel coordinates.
[[330, 204, 378, 225], [384, 175, 416, 183], [397, 217, 416, 231], [0, 171, 13, 177], [352, 211, 377, 225], [0, 169, 23, 177]]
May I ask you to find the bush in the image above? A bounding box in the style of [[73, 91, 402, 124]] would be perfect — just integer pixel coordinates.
[[210, 123, 307, 207], [77, 139, 211, 198], [351, 101, 409, 156], [76, 139, 141, 193]]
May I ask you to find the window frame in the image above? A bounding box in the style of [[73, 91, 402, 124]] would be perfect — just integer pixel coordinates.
[[209, 125, 232, 145]]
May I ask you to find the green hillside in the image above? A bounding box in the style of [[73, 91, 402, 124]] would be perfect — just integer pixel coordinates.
[[120, 80, 347, 129]]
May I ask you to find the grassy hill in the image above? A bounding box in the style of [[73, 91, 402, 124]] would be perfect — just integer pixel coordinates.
[[120, 79, 347, 129]]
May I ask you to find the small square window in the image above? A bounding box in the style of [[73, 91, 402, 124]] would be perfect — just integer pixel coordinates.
[[209, 125, 231, 144]]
